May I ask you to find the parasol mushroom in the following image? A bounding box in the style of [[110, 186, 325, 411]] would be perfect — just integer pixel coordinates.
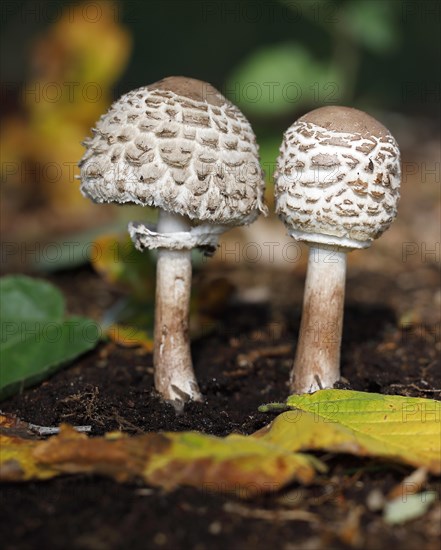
[[80, 76, 266, 408], [274, 106, 401, 394]]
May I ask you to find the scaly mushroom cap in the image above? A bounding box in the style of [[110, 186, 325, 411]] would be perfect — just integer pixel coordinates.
[[80, 76, 266, 226], [275, 106, 401, 249]]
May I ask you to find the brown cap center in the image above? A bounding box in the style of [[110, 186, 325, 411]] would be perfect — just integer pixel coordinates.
[[299, 105, 390, 139], [147, 76, 226, 107]]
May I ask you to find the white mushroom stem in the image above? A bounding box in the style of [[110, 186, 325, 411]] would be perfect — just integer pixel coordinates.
[[291, 245, 347, 394], [154, 210, 202, 405]]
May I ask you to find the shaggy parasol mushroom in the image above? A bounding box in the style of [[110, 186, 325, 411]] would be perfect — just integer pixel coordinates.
[[80, 76, 266, 407], [275, 106, 401, 394]]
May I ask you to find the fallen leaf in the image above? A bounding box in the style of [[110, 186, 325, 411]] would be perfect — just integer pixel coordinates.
[[0, 276, 100, 400], [0, 415, 58, 481], [143, 432, 323, 497], [107, 324, 154, 351], [4, 390, 438, 498], [256, 390, 441, 474], [0, 415, 324, 497]]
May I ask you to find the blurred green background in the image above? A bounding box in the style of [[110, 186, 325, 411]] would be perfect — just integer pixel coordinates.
[[1, 0, 439, 266]]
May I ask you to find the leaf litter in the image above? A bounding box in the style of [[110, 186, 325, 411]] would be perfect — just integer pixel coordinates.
[[1, 390, 439, 499]]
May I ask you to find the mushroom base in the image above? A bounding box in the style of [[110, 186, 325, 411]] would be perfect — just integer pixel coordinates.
[[290, 245, 347, 394]]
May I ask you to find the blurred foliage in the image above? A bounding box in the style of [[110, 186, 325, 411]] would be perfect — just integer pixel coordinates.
[[342, 0, 399, 54], [227, 42, 344, 116], [90, 234, 234, 349], [280, 0, 399, 53], [90, 233, 156, 349], [92, 234, 155, 301], [1, 0, 131, 217]]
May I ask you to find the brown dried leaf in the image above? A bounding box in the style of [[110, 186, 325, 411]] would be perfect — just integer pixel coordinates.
[[0, 416, 323, 497]]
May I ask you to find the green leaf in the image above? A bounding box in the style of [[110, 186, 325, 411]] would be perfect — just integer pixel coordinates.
[[227, 42, 344, 116], [256, 390, 441, 474], [0, 276, 100, 400], [1, 275, 64, 323]]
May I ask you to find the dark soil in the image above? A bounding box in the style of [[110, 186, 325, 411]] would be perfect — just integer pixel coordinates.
[[1, 266, 440, 550]]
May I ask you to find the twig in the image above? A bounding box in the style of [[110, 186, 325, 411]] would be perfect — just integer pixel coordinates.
[[224, 501, 318, 523], [28, 423, 91, 436]]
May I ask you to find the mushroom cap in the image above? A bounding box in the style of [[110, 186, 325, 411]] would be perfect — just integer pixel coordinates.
[[274, 106, 401, 249], [80, 76, 266, 226]]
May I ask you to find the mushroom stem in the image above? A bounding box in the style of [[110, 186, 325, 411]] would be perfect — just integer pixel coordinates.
[[291, 245, 347, 394], [154, 211, 202, 405]]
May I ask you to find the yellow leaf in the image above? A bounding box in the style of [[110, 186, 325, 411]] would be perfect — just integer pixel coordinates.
[[255, 390, 441, 474], [0, 415, 322, 496], [144, 432, 323, 496], [107, 324, 154, 351], [0, 415, 58, 481], [1, 0, 132, 216]]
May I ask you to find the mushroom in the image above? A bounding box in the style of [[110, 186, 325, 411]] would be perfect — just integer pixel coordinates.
[[274, 106, 401, 394], [79, 76, 266, 407]]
